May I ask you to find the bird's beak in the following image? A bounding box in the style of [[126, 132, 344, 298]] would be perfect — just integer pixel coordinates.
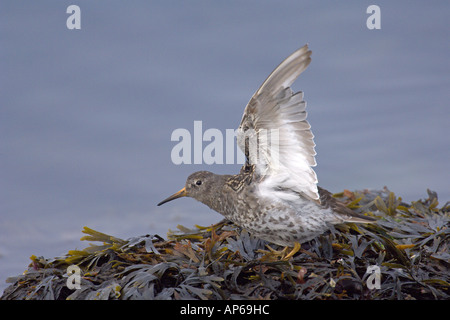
[[157, 187, 187, 206]]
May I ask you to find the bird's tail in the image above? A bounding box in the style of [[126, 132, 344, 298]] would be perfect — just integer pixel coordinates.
[[318, 187, 376, 224]]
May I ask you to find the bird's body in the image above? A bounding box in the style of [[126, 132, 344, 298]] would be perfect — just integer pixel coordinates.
[[158, 44, 375, 246], [194, 170, 333, 246]]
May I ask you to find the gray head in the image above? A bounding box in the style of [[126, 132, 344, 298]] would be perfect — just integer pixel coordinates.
[[157, 171, 220, 207]]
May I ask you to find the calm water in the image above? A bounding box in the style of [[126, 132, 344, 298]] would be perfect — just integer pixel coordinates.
[[1, 1, 449, 294]]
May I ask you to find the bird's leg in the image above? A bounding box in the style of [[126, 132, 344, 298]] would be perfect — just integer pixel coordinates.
[[283, 242, 301, 260], [258, 242, 301, 261]]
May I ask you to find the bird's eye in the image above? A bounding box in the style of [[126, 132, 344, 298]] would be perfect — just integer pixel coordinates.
[[195, 180, 202, 186]]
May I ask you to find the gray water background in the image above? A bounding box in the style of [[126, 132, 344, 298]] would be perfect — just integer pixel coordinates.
[[1, 1, 449, 294]]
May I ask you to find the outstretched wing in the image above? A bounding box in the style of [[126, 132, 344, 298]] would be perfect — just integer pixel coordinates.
[[236, 45, 319, 202]]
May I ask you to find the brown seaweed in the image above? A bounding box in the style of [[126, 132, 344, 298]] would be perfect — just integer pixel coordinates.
[[1, 188, 448, 300]]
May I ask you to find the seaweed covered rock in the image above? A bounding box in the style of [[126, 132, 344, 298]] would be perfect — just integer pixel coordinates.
[[1, 188, 449, 300]]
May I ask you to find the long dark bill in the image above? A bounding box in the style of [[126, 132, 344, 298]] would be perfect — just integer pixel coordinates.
[[157, 187, 187, 206]]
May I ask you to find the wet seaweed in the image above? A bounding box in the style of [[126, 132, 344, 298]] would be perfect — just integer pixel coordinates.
[[1, 188, 448, 300]]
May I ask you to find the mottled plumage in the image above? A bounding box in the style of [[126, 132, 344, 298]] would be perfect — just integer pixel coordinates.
[[158, 45, 375, 246]]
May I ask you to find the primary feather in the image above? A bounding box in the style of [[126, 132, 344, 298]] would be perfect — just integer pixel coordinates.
[[237, 45, 319, 202]]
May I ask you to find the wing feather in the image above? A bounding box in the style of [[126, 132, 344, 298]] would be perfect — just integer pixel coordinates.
[[237, 45, 319, 201]]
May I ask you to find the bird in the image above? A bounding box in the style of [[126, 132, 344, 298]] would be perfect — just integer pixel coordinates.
[[158, 44, 375, 248]]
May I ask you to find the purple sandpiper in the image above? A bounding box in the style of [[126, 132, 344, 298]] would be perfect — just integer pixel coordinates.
[[158, 45, 375, 247]]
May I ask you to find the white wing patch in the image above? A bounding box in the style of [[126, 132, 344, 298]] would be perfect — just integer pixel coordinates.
[[236, 45, 319, 202]]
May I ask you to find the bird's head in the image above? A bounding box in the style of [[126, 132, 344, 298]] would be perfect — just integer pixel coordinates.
[[157, 171, 219, 207]]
